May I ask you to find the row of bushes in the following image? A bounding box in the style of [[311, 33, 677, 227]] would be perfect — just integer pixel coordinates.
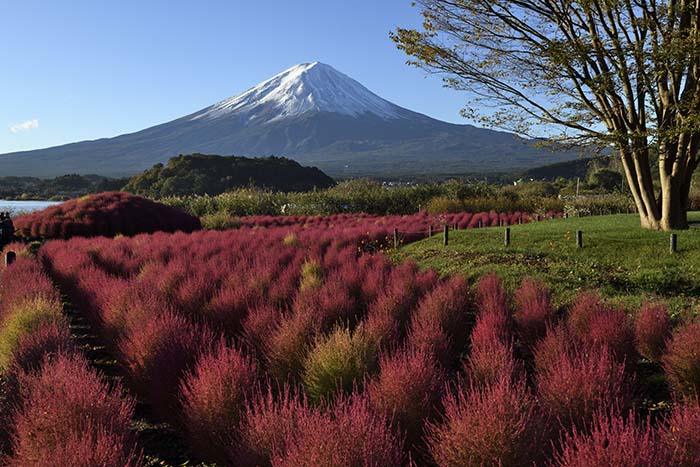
[[161, 179, 644, 219], [159, 180, 556, 217], [38, 223, 700, 466], [0, 255, 142, 465]]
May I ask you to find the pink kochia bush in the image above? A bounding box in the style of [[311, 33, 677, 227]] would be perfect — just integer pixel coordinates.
[[634, 303, 672, 362], [663, 322, 700, 397], [367, 348, 445, 451], [467, 273, 522, 386], [513, 277, 554, 347], [271, 394, 403, 467], [7, 353, 143, 467], [586, 308, 636, 363], [15, 191, 201, 239], [363, 262, 438, 351], [232, 385, 310, 467], [476, 273, 510, 318], [566, 291, 609, 338], [120, 311, 214, 421], [10, 322, 76, 374], [427, 374, 546, 467], [407, 275, 473, 367], [0, 257, 61, 318], [566, 292, 636, 363], [180, 341, 259, 465], [553, 410, 668, 467], [659, 395, 700, 467], [467, 319, 522, 387], [0, 257, 73, 373], [536, 340, 630, 429]]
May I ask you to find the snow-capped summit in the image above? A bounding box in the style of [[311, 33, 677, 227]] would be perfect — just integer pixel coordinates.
[[193, 62, 405, 123]]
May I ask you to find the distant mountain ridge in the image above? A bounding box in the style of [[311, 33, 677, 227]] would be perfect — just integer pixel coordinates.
[[0, 62, 582, 178]]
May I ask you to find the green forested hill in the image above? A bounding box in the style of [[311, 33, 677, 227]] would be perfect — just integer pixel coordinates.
[[122, 154, 335, 198]]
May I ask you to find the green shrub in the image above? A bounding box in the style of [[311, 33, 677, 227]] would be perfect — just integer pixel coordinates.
[[200, 212, 243, 231], [299, 260, 324, 293], [563, 194, 636, 217], [0, 297, 66, 370], [425, 197, 466, 214], [302, 326, 374, 403]]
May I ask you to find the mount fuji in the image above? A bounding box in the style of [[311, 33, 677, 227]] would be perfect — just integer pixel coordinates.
[[0, 62, 580, 178]]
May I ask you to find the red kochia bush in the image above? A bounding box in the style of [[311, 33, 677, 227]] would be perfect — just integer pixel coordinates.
[[586, 308, 636, 363], [407, 276, 473, 367], [467, 332, 522, 387], [7, 354, 142, 467], [14, 192, 201, 239], [242, 304, 284, 359], [476, 273, 509, 318], [0, 257, 61, 318], [368, 348, 445, 450], [536, 345, 630, 429], [660, 395, 700, 467], [513, 277, 554, 347], [272, 394, 403, 467], [534, 324, 580, 374], [663, 322, 700, 396], [634, 303, 672, 362], [553, 411, 668, 467], [9, 322, 76, 374], [233, 385, 310, 467], [468, 275, 521, 386], [180, 342, 259, 465], [427, 375, 545, 467], [567, 292, 608, 338], [120, 311, 213, 421], [364, 264, 435, 351]]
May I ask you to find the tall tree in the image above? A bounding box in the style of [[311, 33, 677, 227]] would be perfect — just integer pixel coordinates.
[[393, 0, 700, 230]]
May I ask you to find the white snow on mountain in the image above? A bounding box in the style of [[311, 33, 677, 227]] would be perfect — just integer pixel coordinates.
[[192, 62, 405, 123]]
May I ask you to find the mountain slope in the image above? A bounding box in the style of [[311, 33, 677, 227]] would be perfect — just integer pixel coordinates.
[[0, 62, 581, 178]]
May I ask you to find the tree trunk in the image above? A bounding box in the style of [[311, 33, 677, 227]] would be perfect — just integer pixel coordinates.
[[620, 149, 690, 231], [620, 151, 662, 230], [660, 171, 690, 230]]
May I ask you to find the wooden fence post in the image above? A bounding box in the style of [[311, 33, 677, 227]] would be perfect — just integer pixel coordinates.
[[443, 225, 449, 246], [393, 228, 399, 249], [576, 231, 583, 249], [453, 223, 458, 231], [477, 220, 483, 229], [504, 228, 511, 247], [428, 225, 433, 237], [670, 234, 678, 254], [5, 251, 16, 267]]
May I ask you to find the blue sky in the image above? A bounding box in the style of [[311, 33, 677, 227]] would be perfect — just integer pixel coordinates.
[[0, 0, 468, 155]]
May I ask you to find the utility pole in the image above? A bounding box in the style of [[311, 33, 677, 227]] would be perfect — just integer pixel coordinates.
[[576, 177, 580, 197]]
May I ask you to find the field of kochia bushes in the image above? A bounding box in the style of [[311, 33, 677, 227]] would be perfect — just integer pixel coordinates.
[[1, 205, 699, 466]]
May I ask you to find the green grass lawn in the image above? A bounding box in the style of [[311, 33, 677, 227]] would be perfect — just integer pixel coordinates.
[[398, 212, 700, 317]]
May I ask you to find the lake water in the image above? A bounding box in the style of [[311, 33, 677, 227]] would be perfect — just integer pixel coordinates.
[[0, 200, 61, 215]]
